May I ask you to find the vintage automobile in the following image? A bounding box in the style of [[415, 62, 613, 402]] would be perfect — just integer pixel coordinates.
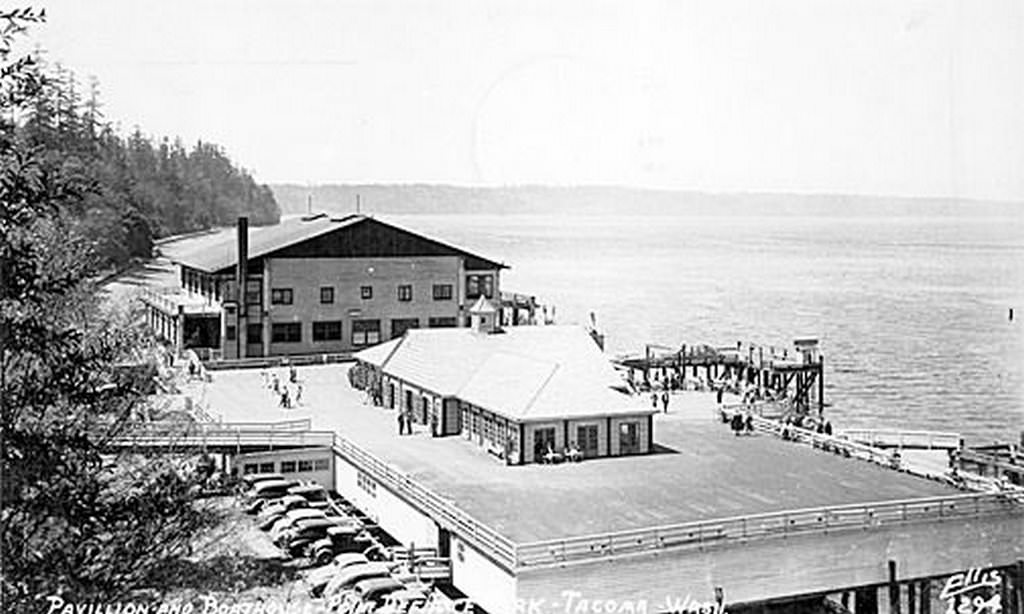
[[331, 577, 404, 614], [277, 516, 363, 557], [321, 562, 396, 602], [289, 483, 331, 509], [306, 552, 370, 597], [240, 472, 286, 489], [307, 525, 375, 566], [243, 479, 300, 514], [268, 508, 328, 541], [256, 494, 309, 530]]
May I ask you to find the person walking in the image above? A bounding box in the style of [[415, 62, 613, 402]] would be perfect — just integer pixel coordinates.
[[397, 411, 404, 435], [661, 390, 670, 413], [651, 391, 658, 410]]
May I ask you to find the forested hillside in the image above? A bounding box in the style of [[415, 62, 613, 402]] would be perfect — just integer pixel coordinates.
[[9, 52, 280, 270]]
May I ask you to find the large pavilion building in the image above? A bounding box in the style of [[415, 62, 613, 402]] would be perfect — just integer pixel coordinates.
[[142, 214, 541, 360], [355, 301, 656, 465]]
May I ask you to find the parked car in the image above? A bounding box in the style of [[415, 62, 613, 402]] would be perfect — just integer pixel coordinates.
[[289, 483, 330, 508], [306, 552, 370, 597], [243, 479, 300, 514], [321, 562, 395, 602], [333, 577, 404, 614], [257, 495, 309, 530], [278, 516, 363, 557], [240, 472, 286, 489], [269, 508, 328, 541], [307, 525, 375, 566]]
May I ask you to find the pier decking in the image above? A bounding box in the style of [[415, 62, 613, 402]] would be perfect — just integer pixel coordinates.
[[205, 364, 960, 543]]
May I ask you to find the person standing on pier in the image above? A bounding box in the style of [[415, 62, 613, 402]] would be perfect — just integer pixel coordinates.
[[661, 391, 670, 413], [651, 391, 658, 410]]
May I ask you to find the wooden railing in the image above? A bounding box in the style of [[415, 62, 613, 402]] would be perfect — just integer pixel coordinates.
[[203, 353, 352, 370], [514, 491, 1023, 568], [328, 432, 519, 571], [839, 429, 963, 451]]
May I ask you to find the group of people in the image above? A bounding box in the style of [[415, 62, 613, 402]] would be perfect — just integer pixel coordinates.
[[722, 409, 755, 436], [261, 364, 303, 409], [650, 390, 671, 413], [543, 443, 582, 464]]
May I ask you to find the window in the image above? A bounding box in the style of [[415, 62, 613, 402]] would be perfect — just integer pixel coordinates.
[[432, 284, 453, 301], [428, 317, 457, 328], [271, 288, 293, 305], [225, 325, 237, 341], [259, 462, 275, 473], [243, 463, 258, 475], [271, 322, 302, 343], [391, 318, 420, 339], [245, 279, 262, 306], [280, 461, 297, 473], [313, 458, 330, 471], [313, 321, 342, 342], [466, 274, 494, 299], [619, 421, 640, 455], [397, 284, 413, 302], [357, 472, 377, 497], [320, 287, 334, 304], [298, 459, 313, 472], [246, 324, 263, 345], [360, 285, 373, 300], [352, 319, 381, 346]]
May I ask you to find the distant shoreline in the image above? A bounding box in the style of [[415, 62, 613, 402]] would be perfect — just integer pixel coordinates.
[[269, 183, 1024, 218]]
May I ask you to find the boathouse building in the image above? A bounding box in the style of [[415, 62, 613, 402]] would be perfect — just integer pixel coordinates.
[[144, 214, 543, 359], [355, 302, 656, 464]]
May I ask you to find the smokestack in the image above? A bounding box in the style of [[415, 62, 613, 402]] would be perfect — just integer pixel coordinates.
[[236, 217, 249, 358]]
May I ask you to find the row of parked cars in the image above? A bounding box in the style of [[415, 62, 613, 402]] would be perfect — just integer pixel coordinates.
[[239, 473, 471, 614]]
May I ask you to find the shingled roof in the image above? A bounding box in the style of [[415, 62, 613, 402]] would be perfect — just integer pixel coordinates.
[[173, 214, 506, 274], [355, 325, 653, 423]]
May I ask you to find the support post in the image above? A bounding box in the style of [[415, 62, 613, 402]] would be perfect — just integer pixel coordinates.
[[819, 356, 826, 415], [889, 561, 901, 614], [919, 580, 930, 614], [908, 581, 916, 614]]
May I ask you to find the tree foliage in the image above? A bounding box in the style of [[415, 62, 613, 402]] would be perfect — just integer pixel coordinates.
[[6, 15, 280, 272], [2, 9, 223, 608]]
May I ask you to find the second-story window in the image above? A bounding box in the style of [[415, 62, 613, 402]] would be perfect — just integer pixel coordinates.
[[270, 288, 293, 305], [361, 285, 373, 300], [320, 287, 334, 304], [466, 274, 494, 299], [432, 284, 453, 301], [397, 284, 413, 302]]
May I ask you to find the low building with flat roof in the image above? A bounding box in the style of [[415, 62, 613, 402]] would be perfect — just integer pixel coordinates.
[[354, 302, 656, 464]]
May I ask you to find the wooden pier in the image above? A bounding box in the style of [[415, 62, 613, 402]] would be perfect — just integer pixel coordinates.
[[616, 337, 826, 415], [958, 436, 1024, 486]]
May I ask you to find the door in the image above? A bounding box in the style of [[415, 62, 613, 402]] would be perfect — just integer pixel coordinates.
[[619, 421, 640, 455], [533, 427, 556, 462], [577, 424, 599, 458]]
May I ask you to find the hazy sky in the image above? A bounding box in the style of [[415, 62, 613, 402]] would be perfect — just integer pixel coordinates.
[[28, 0, 1024, 201]]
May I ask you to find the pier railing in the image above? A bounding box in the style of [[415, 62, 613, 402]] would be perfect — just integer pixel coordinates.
[[513, 491, 1023, 568], [327, 432, 519, 570], [838, 429, 962, 451]]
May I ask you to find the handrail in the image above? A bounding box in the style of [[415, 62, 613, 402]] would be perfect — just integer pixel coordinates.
[[839, 428, 962, 450], [328, 432, 519, 571], [514, 490, 1023, 567]]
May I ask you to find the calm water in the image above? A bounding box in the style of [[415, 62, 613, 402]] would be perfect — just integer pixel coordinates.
[[390, 212, 1024, 445]]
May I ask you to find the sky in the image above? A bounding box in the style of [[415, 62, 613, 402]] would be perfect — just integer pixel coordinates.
[[25, 0, 1024, 201]]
